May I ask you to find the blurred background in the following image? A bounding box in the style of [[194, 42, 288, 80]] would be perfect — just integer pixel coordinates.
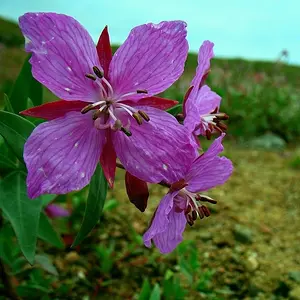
[[0, 1, 300, 299]]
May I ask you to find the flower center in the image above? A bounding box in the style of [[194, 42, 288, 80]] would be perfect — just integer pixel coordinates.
[[81, 66, 150, 136], [176, 187, 217, 226], [196, 107, 229, 139]]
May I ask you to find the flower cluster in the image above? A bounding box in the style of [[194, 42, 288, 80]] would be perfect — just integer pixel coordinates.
[[19, 13, 233, 253]]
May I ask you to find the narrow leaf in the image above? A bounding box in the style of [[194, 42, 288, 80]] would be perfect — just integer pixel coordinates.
[[0, 111, 35, 162], [35, 254, 58, 276], [3, 93, 14, 113], [0, 172, 43, 264], [38, 213, 64, 249], [72, 164, 108, 247], [9, 55, 43, 113], [149, 284, 161, 300], [138, 278, 152, 300]]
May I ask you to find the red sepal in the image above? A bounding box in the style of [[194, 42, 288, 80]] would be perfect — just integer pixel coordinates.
[[96, 26, 112, 78], [100, 133, 116, 188], [20, 100, 89, 120]]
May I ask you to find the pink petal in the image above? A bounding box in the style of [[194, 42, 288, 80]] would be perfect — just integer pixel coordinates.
[[191, 40, 214, 88], [186, 134, 233, 193], [109, 21, 188, 100], [96, 26, 112, 78], [111, 106, 196, 184], [99, 133, 116, 188], [183, 41, 214, 115], [45, 203, 70, 218], [123, 96, 178, 110], [24, 112, 105, 198], [20, 100, 88, 120], [19, 13, 100, 101], [143, 191, 186, 254], [196, 85, 221, 115], [184, 85, 221, 134]]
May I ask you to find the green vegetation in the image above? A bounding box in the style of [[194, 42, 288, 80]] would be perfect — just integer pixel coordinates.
[[0, 16, 299, 299]]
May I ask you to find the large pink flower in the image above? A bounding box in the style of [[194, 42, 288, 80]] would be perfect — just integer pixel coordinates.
[[143, 134, 233, 253], [19, 13, 195, 198]]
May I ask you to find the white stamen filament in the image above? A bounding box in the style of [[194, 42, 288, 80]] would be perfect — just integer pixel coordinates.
[[108, 107, 118, 122], [118, 91, 141, 100], [101, 77, 114, 97]]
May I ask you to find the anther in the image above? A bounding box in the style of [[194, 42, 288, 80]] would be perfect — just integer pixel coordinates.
[[192, 210, 198, 221], [121, 127, 132, 137], [198, 207, 205, 219], [205, 129, 211, 140], [138, 110, 150, 122], [81, 104, 94, 114], [186, 214, 194, 226], [201, 206, 211, 217], [199, 195, 217, 204], [216, 122, 228, 131], [136, 89, 148, 94], [93, 66, 104, 78], [216, 113, 229, 121], [85, 73, 97, 81], [133, 112, 143, 125], [92, 110, 102, 120]]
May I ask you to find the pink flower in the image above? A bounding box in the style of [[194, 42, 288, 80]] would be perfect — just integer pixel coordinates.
[[143, 134, 233, 253], [183, 41, 228, 143], [45, 203, 70, 219], [19, 13, 195, 198]]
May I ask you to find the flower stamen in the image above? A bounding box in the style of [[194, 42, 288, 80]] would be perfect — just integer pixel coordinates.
[[93, 66, 104, 78], [138, 110, 150, 122]]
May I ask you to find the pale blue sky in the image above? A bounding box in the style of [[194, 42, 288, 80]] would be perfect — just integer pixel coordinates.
[[1, 0, 299, 64]]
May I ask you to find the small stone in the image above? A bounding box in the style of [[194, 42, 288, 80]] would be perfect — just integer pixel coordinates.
[[233, 225, 253, 244], [65, 251, 80, 263], [289, 287, 300, 300], [244, 256, 259, 272], [289, 271, 300, 283]]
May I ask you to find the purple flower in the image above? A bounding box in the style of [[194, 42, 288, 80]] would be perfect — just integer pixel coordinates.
[[183, 41, 228, 143], [19, 13, 196, 198], [143, 134, 233, 253], [45, 203, 70, 219]]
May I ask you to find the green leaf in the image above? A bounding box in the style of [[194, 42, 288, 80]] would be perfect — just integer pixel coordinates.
[[3, 93, 14, 113], [35, 254, 58, 276], [0, 153, 17, 171], [38, 213, 64, 249], [9, 55, 43, 113], [0, 111, 35, 162], [72, 165, 108, 247], [149, 284, 161, 300], [0, 224, 16, 266], [0, 172, 43, 264], [138, 278, 152, 300], [167, 104, 182, 116]]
